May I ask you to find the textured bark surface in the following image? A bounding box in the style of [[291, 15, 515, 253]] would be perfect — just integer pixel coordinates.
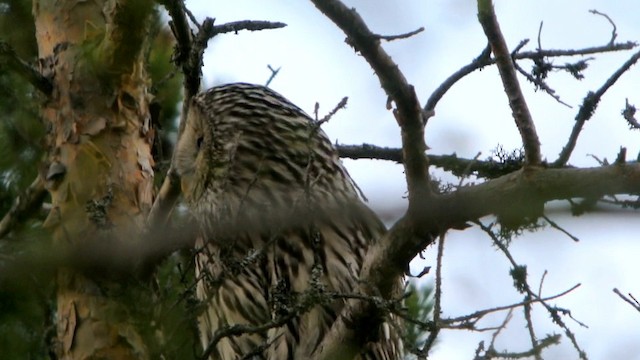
[[33, 0, 154, 358]]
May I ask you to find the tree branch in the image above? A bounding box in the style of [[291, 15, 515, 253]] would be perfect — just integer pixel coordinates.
[[308, 1, 434, 357], [0, 41, 52, 94], [424, 44, 492, 114], [0, 177, 47, 240], [553, 48, 640, 166], [336, 144, 524, 179], [477, 0, 541, 166], [313, 161, 640, 359], [424, 42, 636, 114], [310, 0, 432, 210]]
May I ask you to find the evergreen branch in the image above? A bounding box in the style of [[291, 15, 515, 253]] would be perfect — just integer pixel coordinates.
[[0, 177, 47, 240], [0, 41, 52, 94]]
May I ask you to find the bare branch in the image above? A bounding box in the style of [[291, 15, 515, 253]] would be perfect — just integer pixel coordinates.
[[336, 144, 526, 179], [0, 41, 52, 94], [265, 64, 281, 87], [375, 27, 425, 42], [477, 0, 541, 166], [0, 177, 47, 240], [310, 0, 432, 207], [514, 61, 572, 108], [307, 2, 433, 356], [418, 233, 444, 357], [589, 9, 617, 45], [553, 49, 640, 166], [613, 288, 640, 313], [542, 215, 580, 242], [477, 220, 588, 359], [424, 44, 492, 114], [515, 42, 636, 58], [424, 42, 636, 114]]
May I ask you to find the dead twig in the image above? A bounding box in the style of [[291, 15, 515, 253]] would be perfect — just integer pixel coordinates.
[[613, 288, 640, 313], [589, 9, 617, 45], [375, 27, 425, 42]]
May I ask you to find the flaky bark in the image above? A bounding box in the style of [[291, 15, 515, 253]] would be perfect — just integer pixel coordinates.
[[33, 0, 155, 358]]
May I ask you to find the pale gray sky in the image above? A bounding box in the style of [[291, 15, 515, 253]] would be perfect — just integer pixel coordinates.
[[185, 1, 640, 359]]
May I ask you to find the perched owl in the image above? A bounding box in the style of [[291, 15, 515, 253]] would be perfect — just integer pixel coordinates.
[[174, 83, 401, 359]]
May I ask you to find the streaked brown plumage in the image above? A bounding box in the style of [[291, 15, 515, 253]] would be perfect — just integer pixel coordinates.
[[174, 83, 401, 359]]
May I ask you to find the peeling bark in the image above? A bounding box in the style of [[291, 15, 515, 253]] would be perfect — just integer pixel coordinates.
[[33, 0, 154, 358]]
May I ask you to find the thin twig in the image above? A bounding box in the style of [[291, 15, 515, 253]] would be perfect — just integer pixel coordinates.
[[613, 288, 640, 313], [542, 215, 580, 242], [589, 9, 617, 45], [375, 27, 425, 42], [424, 44, 492, 113], [514, 61, 572, 108], [419, 232, 445, 357], [265, 64, 281, 87], [444, 283, 581, 325], [475, 220, 588, 360]]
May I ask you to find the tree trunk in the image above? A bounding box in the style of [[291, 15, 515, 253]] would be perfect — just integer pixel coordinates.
[[33, 0, 155, 358]]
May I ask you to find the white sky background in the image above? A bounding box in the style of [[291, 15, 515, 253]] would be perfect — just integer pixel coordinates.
[[184, 1, 640, 359]]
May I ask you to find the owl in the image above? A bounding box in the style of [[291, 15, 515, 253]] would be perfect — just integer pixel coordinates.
[[174, 83, 401, 359]]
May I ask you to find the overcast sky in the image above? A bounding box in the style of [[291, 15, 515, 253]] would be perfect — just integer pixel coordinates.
[[184, 1, 640, 359]]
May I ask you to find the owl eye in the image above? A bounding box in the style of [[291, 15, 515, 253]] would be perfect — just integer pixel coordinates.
[[196, 135, 204, 151]]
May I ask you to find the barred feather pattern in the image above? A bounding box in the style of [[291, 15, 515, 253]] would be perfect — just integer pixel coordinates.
[[174, 83, 402, 360]]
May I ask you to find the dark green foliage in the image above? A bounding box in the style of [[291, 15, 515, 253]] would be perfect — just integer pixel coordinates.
[[403, 281, 435, 357], [0, 229, 54, 360], [0, 0, 43, 218], [113, 252, 200, 359]]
